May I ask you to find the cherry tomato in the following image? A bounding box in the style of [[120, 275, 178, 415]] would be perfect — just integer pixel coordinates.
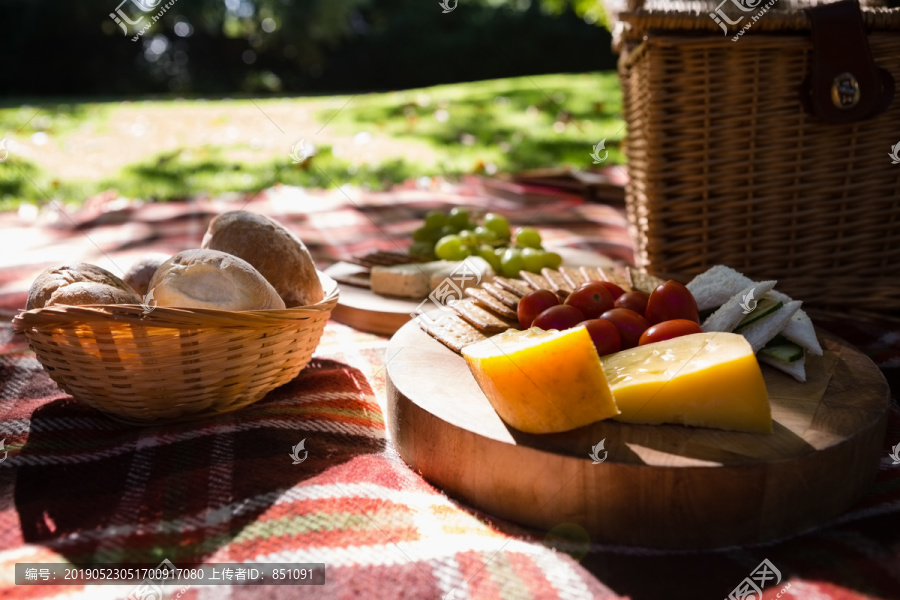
[[533, 305, 585, 331], [517, 290, 560, 329], [565, 282, 615, 320], [578, 319, 622, 356], [644, 280, 700, 325], [599, 308, 650, 349], [589, 281, 626, 300], [614, 291, 649, 316], [638, 319, 703, 346]]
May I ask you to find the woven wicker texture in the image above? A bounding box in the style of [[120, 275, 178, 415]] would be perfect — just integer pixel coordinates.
[[605, 0, 891, 36], [616, 6, 900, 36], [617, 9, 900, 318], [619, 0, 887, 18], [11, 272, 339, 425]]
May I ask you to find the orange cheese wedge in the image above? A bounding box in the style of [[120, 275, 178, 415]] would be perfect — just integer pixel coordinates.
[[462, 326, 620, 434], [602, 332, 772, 433]]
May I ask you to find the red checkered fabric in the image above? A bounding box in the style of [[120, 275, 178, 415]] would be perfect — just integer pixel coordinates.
[[0, 179, 898, 600]]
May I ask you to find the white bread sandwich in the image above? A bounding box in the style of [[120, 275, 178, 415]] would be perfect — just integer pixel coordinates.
[[688, 265, 820, 382], [702, 281, 777, 333]]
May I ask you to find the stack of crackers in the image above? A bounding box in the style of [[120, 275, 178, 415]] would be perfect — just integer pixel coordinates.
[[343, 250, 418, 269], [420, 264, 665, 353]]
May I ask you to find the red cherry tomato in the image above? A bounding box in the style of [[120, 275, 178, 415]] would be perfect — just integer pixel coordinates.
[[644, 280, 700, 325], [589, 281, 626, 300], [638, 319, 703, 346], [565, 283, 615, 320], [578, 319, 622, 356], [614, 291, 649, 316], [517, 290, 560, 329], [599, 308, 650, 349], [533, 305, 585, 331]]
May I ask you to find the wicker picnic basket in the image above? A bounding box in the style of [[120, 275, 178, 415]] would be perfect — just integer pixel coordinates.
[[613, 0, 900, 320], [11, 272, 339, 425]]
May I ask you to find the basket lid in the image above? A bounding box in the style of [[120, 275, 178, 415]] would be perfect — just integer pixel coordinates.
[[620, 0, 886, 13], [612, 0, 900, 39]]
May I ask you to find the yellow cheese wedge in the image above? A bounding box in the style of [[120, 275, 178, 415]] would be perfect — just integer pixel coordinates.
[[602, 332, 771, 433], [462, 326, 620, 434]]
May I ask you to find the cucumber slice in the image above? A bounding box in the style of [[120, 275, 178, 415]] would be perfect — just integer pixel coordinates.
[[734, 297, 783, 332], [759, 339, 804, 363]]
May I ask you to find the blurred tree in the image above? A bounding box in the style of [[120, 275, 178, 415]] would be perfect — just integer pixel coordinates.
[[0, 0, 614, 96], [540, 0, 609, 27]]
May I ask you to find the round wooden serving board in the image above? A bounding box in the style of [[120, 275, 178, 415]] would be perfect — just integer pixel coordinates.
[[385, 318, 890, 549], [326, 249, 619, 336], [324, 262, 418, 336]]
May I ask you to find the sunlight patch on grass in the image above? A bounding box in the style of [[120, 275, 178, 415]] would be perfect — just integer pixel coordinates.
[[0, 73, 624, 209]]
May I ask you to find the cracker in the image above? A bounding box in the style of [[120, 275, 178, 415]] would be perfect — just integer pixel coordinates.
[[601, 266, 633, 290], [345, 250, 417, 269], [628, 268, 666, 295], [559, 266, 587, 289], [482, 282, 521, 309], [518, 271, 567, 300], [494, 276, 532, 297], [450, 298, 515, 334], [579, 266, 604, 282], [541, 268, 574, 295], [329, 271, 371, 289], [519, 270, 553, 292], [417, 314, 488, 354], [465, 287, 518, 320]]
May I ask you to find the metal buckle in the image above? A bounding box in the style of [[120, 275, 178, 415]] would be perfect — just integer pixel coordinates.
[[831, 72, 861, 109]]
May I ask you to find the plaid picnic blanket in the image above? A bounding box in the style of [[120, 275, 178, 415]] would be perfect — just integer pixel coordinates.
[[0, 179, 898, 600]]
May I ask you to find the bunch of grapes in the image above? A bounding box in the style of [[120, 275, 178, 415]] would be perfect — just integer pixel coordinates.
[[409, 208, 563, 277]]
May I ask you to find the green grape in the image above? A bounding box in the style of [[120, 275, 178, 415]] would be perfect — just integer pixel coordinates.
[[478, 244, 502, 272], [413, 225, 440, 243], [424, 210, 447, 229], [514, 226, 542, 249], [435, 234, 468, 261], [483, 213, 510, 240], [449, 207, 470, 230], [521, 248, 545, 273], [409, 241, 436, 261], [458, 230, 477, 245], [439, 225, 456, 238], [473, 226, 498, 244], [544, 251, 563, 270], [500, 247, 525, 278]]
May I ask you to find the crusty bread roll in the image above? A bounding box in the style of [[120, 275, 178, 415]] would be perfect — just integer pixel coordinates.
[[123, 253, 170, 297], [48, 282, 142, 307], [201, 211, 323, 307], [27, 263, 138, 309], [148, 249, 285, 311]]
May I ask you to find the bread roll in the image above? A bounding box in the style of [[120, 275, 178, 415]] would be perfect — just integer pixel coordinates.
[[48, 282, 142, 307], [148, 249, 285, 311], [201, 211, 323, 307], [27, 263, 137, 309], [123, 253, 170, 297]]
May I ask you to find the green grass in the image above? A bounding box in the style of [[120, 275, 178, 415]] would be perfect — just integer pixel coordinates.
[[317, 74, 626, 174], [0, 156, 50, 211], [0, 73, 624, 209], [0, 102, 110, 138], [108, 146, 420, 202], [0, 148, 421, 211]]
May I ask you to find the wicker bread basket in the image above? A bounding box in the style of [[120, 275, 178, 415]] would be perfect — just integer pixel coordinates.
[[12, 272, 339, 425], [614, 0, 900, 321]]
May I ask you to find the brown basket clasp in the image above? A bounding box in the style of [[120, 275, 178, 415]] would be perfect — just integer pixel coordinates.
[[803, 0, 895, 124]]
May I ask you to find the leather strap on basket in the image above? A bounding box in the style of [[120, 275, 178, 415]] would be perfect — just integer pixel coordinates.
[[803, 0, 895, 124]]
